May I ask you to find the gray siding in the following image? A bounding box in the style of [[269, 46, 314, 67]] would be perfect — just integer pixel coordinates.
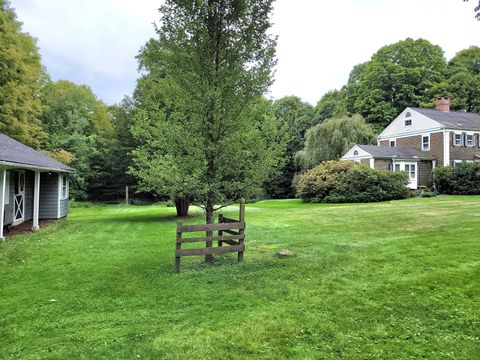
[[59, 197, 68, 218], [39, 172, 60, 219]]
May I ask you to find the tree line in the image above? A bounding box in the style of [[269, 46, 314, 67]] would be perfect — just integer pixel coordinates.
[[1, 0, 480, 210]]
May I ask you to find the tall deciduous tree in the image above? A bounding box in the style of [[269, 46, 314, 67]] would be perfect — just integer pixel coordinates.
[[429, 46, 480, 113], [314, 89, 348, 123], [130, 0, 284, 227], [297, 115, 376, 171], [346, 38, 447, 131], [40, 80, 113, 200], [0, 0, 46, 148], [264, 96, 315, 198]]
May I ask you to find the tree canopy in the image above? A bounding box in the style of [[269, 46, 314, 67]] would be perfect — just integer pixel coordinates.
[[263, 96, 316, 199], [0, 0, 46, 148], [130, 0, 285, 223], [346, 38, 447, 131], [40, 80, 114, 200]]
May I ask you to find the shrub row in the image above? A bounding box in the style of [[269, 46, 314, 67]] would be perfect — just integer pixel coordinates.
[[432, 162, 480, 194], [296, 160, 410, 203]]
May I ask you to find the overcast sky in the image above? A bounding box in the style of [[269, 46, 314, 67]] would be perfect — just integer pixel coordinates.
[[11, 0, 480, 105]]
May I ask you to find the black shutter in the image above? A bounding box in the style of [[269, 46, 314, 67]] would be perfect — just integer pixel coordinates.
[[462, 132, 466, 147]]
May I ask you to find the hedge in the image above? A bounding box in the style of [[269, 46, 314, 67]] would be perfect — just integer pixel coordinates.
[[432, 162, 480, 194]]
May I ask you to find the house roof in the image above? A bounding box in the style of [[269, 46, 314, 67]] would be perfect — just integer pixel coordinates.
[[357, 145, 435, 160], [411, 107, 480, 131], [0, 133, 74, 172]]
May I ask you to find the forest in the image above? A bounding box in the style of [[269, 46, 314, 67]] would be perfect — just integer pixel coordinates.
[[1, 0, 480, 203]]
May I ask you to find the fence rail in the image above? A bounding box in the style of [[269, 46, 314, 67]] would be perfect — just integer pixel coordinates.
[[175, 199, 245, 272]]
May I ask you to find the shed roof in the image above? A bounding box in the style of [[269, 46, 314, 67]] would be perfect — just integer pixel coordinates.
[[412, 107, 480, 130], [0, 133, 74, 172], [357, 145, 435, 160]]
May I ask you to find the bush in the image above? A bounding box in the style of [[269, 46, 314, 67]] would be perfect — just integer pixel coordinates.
[[432, 162, 480, 194], [296, 160, 355, 202], [296, 160, 410, 203]]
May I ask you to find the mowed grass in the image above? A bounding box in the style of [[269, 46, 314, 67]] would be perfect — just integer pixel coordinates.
[[0, 197, 479, 359]]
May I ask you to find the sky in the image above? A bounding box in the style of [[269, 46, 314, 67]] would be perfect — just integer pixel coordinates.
[[11, 0, 480, 106]]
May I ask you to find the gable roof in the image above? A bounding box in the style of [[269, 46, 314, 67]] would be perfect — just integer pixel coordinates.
[[356, 145, 434, 160], [0, 133, 74, 172], [411, 108, 480, 131]]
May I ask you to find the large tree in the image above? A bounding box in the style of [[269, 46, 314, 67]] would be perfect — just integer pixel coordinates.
[[40, 80, 113, 200], [429, 46, 480, 113], [297, 115, 376, 171], [130, 0, 284, 229], [264, 96, 315, 198], [347, 38, 447, 131], [314, 89, 348, 123], [0, 0, 46, 148]]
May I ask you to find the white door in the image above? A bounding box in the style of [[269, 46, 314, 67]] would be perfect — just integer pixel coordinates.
[[13, 170, 25, 224], [393, 162, 418, 189]]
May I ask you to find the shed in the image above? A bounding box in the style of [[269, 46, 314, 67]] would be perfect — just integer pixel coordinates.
[[0, 132, 74, 239]]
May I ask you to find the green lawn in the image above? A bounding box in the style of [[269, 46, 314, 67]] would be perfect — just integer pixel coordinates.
[[1, 197, 479, 359]]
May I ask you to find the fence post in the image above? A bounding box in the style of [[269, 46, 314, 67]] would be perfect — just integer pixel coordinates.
[[238, 198, 245, 262], [125, 186, 129, 205], [175, 222, 182, 273], [218, 214, 224, 247]]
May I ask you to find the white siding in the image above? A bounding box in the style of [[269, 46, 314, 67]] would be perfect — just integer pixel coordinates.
[[378, 108, 444, 141]]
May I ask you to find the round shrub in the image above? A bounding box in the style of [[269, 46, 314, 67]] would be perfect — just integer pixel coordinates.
[[296, 160, 355, 202], [296, 160, 410, 203]]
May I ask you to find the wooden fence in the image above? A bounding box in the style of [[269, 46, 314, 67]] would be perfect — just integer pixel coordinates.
[[175, 199, 245, 272]]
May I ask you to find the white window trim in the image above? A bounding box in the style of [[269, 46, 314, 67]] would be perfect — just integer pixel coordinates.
[[453, 132, 463, 146], [61, 175, 69, 200], [465, 133, 474, 148], [389, 139, 396, 147], [421, 133, 430, 151], [5, 172, 10, 205], [404, 119, 412, 126]]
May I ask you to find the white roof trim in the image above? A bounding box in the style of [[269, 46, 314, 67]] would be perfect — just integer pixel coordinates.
[[0, 160, 74, 173]]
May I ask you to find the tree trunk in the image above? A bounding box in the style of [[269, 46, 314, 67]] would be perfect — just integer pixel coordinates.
[[175, 197, 189, 217], [205, 197, 214, 263]]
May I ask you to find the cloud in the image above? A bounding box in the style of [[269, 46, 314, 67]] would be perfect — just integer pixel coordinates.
[[11, 0, 480, 105]]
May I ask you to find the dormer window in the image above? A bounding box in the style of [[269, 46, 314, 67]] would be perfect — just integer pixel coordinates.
[[404, 112, 412, 126]]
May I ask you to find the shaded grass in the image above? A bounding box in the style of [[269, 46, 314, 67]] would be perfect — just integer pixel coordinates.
[[0, 196, 479, 359]]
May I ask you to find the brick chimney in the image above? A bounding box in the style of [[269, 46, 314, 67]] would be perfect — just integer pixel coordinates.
[[435, 96, 451, 112]]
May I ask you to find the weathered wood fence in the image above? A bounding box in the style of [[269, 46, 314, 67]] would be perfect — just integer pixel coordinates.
[[175, 199, 245, 272]]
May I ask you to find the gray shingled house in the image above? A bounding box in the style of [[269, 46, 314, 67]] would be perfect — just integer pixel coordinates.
[[0, 132, 74, 239]]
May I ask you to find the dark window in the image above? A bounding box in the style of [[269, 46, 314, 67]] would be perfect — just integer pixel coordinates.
[[353, 150, 359, 156], [390, 140, 396, 147], [405, 119, 412, 126]]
